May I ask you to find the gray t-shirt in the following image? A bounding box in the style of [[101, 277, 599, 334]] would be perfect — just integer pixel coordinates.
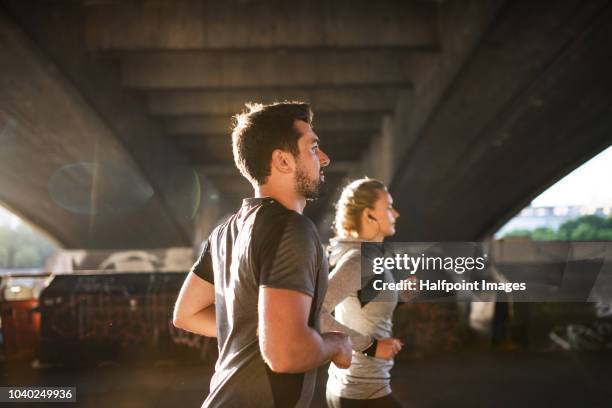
[[192, 197, 328, 407]]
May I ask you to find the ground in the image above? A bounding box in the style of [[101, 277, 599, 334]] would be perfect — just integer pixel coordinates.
[[2, 350, 612, 407]]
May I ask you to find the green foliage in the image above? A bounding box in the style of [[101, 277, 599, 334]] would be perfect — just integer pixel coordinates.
[[531, 227, 557, 241], [13, 247, 41, 268], [0, 247, 8, 268], [503, 214, 612, 241], [0, 223, 57, 269], [504, 229, 532, 237]]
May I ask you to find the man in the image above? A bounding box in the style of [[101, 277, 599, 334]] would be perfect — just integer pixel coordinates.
[[173, 102, 353, 407]]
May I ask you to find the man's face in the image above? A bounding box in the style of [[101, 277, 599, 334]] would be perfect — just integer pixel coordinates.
[[293, 120, 330, 200]]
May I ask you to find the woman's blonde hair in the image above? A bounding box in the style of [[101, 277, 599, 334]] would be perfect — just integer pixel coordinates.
[[333, 178, 387, 238]]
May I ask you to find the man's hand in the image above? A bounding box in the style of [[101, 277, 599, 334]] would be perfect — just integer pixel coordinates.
[[324, 332, 353, 369], [375, 337, 403, 360], [260, 287, 354, 373]]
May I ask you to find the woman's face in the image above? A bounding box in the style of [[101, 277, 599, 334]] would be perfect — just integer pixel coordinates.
[[369, 191, 400, 237]]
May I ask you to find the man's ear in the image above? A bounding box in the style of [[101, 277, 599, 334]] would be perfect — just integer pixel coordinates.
[[271, 149, 295, 174]]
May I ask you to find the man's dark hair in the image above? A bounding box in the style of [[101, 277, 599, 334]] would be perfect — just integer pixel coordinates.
[[231, 101, 313, 185]]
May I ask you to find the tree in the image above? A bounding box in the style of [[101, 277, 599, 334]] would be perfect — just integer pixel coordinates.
[[13, 247, 41, 268], [531, 227, 557, 241], [503, 215, 612, 241], [0, 247, 8, 268], [0, 223, 57, 269], [504, 229, 532, 238]]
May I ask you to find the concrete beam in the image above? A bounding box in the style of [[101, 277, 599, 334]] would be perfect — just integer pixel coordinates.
[[196, 164, 243, 177], [121, 49, 436, 89], [177, 130, 374, 161], [2, 0, 220, 247], [165, 116, 233, 136], [84, 0, 438, 50], [206, 175, 252, 196], [174, 130, 373, 145], [391, 0, 612, 241], [359, 115, 395, 184], [197, 161, 358, 177], [147, 86, 408, 116], [395, 0, 600, 187], [389, 0, 505, 171], [185, 142, 368, 164], [0, 10, 188, 248], [164, 112, 385, 135]]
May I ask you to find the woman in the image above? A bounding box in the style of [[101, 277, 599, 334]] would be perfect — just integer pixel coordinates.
[[321, 178, 405, 408]]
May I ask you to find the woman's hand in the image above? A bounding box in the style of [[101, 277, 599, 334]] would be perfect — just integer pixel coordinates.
[[375, 337, 403, 360]]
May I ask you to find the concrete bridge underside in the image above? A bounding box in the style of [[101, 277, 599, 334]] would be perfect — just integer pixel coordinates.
[[0, 0, 610, 248]]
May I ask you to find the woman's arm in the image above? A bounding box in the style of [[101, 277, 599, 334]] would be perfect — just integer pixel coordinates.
[[320, 251, 373, 352]]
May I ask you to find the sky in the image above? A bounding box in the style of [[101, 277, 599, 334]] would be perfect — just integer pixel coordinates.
[[0, 205, 20, 229], [531, 144, 612, 207]]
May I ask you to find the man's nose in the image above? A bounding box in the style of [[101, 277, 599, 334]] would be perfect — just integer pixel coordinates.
[[318, 149, 330, 168]]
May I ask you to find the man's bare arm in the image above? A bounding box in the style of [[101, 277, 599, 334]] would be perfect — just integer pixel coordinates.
[[258, 287, 352, 373], [173, 272, 216, 337]]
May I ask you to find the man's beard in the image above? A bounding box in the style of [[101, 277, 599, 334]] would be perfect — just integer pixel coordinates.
[[295, 165, 322, 200]]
